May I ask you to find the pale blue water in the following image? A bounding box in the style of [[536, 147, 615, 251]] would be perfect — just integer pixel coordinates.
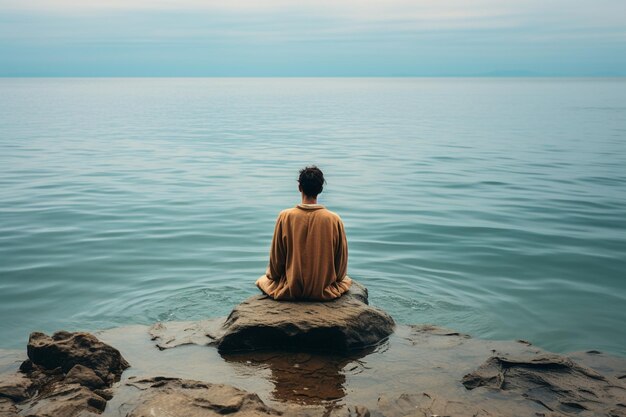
[[1, 78, 625, 356]]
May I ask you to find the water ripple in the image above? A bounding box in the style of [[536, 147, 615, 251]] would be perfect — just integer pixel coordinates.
[[1, 78, 625, 356]]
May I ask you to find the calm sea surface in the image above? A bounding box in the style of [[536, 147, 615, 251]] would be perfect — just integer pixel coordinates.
[[1, 78, 625, 355]]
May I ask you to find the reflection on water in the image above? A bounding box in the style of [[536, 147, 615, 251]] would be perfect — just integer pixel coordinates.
[[222, 348, 373, 407]]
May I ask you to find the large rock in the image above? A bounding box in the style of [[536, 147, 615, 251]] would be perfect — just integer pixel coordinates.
[[0, 331, 131, 417], [217, 281, 395, 353], [26, 331, 129, 385]]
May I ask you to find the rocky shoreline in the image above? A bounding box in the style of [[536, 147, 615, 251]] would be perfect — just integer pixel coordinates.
[[1, 282, 625, 416]]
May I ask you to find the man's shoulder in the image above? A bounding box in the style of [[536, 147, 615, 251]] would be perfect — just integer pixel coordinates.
[[276, 207, 299, 222], [278, 207, 298, 217], [313, 208, 344, 227], [320, 208, 342, 221]]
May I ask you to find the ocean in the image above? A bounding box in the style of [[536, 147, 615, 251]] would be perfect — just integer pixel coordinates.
[[1, 77, 625, 355]]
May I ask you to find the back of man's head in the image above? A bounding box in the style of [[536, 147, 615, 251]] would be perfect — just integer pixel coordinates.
[[298, 166, 326, 197]]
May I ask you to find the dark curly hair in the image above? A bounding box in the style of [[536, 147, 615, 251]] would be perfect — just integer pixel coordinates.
[[298, 166, 326, 197]]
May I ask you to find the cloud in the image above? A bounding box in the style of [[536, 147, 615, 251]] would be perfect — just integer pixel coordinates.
[[2, 0, 625, 39], [0, 0, 624, 76]]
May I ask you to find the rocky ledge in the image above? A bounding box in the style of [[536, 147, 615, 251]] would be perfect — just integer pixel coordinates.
[[2, 327, 625, 417], [1, 281, 625, 417]]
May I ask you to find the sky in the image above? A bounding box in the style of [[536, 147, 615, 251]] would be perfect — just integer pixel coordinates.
[[1, 0, 625, 76]]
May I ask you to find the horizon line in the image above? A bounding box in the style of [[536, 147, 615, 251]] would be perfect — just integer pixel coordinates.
[[2, 75, 626, 79]]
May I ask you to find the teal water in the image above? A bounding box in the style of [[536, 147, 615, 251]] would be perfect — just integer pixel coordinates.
[[1, 78, 625, 355]]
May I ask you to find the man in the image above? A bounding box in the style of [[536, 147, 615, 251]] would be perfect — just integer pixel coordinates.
[[256, 166, 352, 300]]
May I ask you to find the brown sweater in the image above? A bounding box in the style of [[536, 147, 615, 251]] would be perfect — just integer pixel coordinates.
[[256, 204, 352, 300]]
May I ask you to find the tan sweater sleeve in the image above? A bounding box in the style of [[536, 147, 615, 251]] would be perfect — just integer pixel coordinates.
[[266, 213, 286, 281], [334, 219, 348, 282]]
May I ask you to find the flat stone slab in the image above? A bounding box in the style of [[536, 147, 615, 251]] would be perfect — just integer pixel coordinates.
[[149, 319, 224, 350], [124, 376, 375, 417], [126, 377, 280, 417], [216, 281, 395, 353]]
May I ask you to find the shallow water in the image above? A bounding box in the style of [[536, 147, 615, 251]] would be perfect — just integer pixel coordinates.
[[1, 78, 625, 355], [3, 323, 625, 416]]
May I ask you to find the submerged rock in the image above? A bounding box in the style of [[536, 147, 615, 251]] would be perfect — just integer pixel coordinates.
[[217, 281, 395, 353], [149, 319, 224, 350]]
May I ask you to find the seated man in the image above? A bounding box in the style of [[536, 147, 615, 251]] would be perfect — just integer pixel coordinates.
[[256, 166, 352, 300]]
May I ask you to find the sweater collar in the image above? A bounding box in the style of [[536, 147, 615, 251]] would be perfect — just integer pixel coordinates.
[[296, 203, 325, 210]]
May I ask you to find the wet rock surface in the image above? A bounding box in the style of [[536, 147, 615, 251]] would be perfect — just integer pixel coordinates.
[[0, 373, 33, 402], [463, 354, 626, 416], [0, 397, 19, 417], [216, 281, 396, 352], [0, 331, 129, 417], [19, 382, 108, 417], [64, 364, 107, 390]]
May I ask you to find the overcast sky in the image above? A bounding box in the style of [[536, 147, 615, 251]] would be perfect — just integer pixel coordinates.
[[1, 0, 625, 76]]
